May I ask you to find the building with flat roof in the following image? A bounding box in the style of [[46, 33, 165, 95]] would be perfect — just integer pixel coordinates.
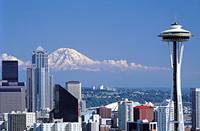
[[66, 81, 81, 100], [191, 88, 200, 131], [97, 106, 112, 118], [7, 112, 36, 131], [134, 105, 154, 122], [118, 99, 134, 131], [0, 80, 25, 113], [2, 60, 18, 82]]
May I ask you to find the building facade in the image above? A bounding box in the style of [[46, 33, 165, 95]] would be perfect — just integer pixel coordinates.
[[27, 46, 53, 112], [127, 121, 157, 131], [66, 81, 82, 100], [2, 60, 18, 82], [0, 85, 26, 113], [0, 60, 26, 113], [118, 99, 134, 131], [191, 88, 200, 131], [7, 112, 36, 131], [33, 122, 81, 131], [156, 99, 174, 131], [134, 105, 154, 122], [97, 107, 112, 118], [51, 84, 79, 122]]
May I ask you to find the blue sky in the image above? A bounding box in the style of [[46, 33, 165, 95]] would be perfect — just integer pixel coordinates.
[[0, 0, 200, 88]]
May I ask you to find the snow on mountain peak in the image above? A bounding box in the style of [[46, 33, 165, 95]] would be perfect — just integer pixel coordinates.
[[0, 48, 168, 71], [48, 48, 96, 70]]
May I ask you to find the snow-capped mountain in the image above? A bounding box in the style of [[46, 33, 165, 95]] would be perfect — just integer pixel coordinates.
[[0, 48, 168, 71], [48, 48, 98, 71]]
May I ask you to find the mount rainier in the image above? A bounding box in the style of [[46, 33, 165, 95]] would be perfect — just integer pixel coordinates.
[[0, 48, 167, 71]]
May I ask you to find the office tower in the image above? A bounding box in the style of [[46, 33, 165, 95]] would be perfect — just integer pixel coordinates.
[[66, 81, 82, 122], [134, 105, 154, 122], [127, 121, 157, 131], [0, 60, 25, 113], [26, 67, 34, 112], [27, 46, 52, 111], [7, 112, 35, 131], [97, 106, 112, 118], [156, 99, 174, 131], [8, 113, 26, 131], [49, 74, 54, 110], [51, 84, 79, 122], [0, 85, 26, 113], [2, 60, 18, 82], [118, 99, 134, 131], [159, 22, 192, 131], [191, 88, 200, 131], [66, 81, 82, 100]]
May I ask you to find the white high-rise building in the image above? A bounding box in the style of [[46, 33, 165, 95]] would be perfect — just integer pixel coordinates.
[[118, 99, 134, 131], [27, 46, 53, 112], [156, 99, 174, 131], [191, 88, 200, 131]]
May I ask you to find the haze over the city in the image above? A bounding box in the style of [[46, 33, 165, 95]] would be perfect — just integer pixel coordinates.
[[0, 0, 200, 88]]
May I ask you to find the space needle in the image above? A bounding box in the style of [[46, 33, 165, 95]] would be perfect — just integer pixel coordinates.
[[159, 22, 192, 131]]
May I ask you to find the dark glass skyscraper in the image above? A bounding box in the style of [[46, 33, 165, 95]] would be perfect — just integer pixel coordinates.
[[51, 84, 79, 122], [0, 60, 25, 113], [2, 60, 18, 82]]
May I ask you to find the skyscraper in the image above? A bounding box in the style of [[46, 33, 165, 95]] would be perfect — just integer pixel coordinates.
[[26, 67, 34, 112], [27, 46, 52, 112], [0, 60, 25, 113], [66, 81, 82, 123], [51, 84, 79, 122], [191, 88, 200, 131], [156, 99, 174, 131], [2, 60, 18, 82], [8, 113, 26, 131], [118, 99, 134, 131], [7, 112, 36, 131], [0, 84, 26, 113]]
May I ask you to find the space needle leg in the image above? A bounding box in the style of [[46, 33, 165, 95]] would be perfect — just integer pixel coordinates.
[[177, 43, 185, 131], [172, 41, 178, 131]]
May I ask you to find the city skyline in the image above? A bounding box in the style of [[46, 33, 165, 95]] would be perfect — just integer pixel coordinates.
[[1, 0, 200, 87]]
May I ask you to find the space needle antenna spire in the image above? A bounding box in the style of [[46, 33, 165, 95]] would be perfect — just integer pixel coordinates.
[[159, 22, 192, 131]]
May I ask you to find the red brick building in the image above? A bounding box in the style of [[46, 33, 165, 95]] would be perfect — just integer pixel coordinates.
[[97, 106, 112, 118], [134, 105, 154, 122]]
